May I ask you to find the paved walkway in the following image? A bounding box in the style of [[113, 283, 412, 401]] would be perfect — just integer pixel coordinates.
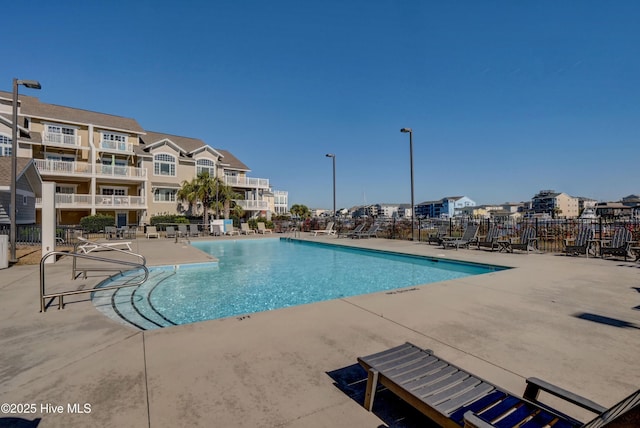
[[1, 235, 639, 427]]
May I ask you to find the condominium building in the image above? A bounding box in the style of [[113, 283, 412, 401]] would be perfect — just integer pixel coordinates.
[[0, 90, 287, 227], [530, 190, 579, 219]]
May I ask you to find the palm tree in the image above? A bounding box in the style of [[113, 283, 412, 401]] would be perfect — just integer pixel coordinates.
[[290, 204, 311, 219], [177, 172, 217, 225]]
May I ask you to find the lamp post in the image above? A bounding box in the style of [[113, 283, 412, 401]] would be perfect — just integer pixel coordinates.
[[10, 78, 41, 263], [325, 153, 336, 226], [400, 128, 415, 241]]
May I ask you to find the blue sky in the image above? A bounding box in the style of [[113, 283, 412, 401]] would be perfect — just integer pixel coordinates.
[[4, 1, 640, 209]]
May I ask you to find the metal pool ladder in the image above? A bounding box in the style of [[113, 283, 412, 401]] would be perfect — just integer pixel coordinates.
[[39, 240, 149, 312]]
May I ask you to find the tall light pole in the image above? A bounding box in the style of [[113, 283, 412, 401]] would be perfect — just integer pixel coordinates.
[[400, 128, 415, 241], [10, 78, 41, 263], [325, 153, 336, 226]]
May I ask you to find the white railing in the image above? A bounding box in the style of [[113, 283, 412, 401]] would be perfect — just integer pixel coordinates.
[[95, 195, 146, 207], [36, 194, 146, 209], [42, 132, 82, 147], [224, 176, 270, 188], [34, 159, 92, 175], [99, 140, 134, 153], [95, 164, 147, 179], [233, 200, 269, 210]]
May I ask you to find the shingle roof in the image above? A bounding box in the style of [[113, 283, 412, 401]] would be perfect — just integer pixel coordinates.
[[0, 157, 35, 186], [141, 131, 207, 154], [0, 91, 144, 134], [214, 148, 250, 171]]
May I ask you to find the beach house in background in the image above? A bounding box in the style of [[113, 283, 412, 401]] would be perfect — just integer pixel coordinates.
[[0, 158, 42, 225], [0, 90, 287, 226], [415, 196, 476, 218], [530, 190, 579, 218]]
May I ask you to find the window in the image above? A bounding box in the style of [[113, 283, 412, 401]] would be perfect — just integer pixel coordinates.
[[46, 154, 75, 162], [154, 153, 176, 176], [45, 124, 76, 145], [56, 185, 76, 194], [101, 132, 129, 151], [196, 159, 216, 177], [154, 188, 176, 202], [101, 187, 127, 196], [23, 196, 27, 205], [0, 134, 11, 156]]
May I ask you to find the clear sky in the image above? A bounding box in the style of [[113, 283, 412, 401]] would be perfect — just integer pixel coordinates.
[[4, 1, 639, 209]]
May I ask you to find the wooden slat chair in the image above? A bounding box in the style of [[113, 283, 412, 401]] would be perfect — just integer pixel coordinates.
[[442, 224, 479, 250], [428, 223, 449, 245], [357, 342, 640, 428], [564, 227, 594, 257], [600, 228, 632, 261], [476, 226, 501, 251], [507, 227, 538, 253]]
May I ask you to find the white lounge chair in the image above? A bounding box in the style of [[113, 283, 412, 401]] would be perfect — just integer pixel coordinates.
[[312, 222, 335, 236], [240, 223, 255, 234], [225, 224, 241, 236], [257, 222, 273, 234], [77, 237, 132, 253], [146, 226, 159, 239]]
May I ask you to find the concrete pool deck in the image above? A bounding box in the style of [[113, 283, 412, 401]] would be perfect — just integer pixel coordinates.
[[1, 234, 639, 427]]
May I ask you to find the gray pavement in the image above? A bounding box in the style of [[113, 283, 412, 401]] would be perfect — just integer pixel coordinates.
[[1, 234, 639, 427]]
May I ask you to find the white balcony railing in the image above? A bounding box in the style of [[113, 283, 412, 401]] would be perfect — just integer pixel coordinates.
[[99, 140, 133, 153], [224, 176, 270, 189], [42, 132, 82, 147], [35, 159, 92, 176], [233, 200, 269, 210], [36, 194, 146, 209], [95, 195, 146, 207], [95, 164, 147, 179]]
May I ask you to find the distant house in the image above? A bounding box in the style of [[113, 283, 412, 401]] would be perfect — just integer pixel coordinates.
[[530, 190, 579, 218], [415, 196, 476, 218], [0, 157, 42, 224]]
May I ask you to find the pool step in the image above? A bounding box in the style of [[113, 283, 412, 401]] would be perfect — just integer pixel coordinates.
[[93, 270, 176, 330]]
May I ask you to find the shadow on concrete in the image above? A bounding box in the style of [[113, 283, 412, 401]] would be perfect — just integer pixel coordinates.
[[326, 363, 439, 428], [573, 312, 640, 329], [0, 417, 41, 428]]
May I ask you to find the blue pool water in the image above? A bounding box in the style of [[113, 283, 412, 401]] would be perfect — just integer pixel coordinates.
[[95, 238, 505, 329]]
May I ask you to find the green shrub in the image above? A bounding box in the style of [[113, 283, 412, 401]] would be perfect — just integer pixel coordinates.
[[149, 214, 189, 230], [248, 217, 274, 230], [80, 214, 115, 233]]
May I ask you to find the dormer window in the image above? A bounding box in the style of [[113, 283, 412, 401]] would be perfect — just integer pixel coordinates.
[[196, 159, 216, 177], [0, 134, 11, 156], [154, 153, 176, 176]]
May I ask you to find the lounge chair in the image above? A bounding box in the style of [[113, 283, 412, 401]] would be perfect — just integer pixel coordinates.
[[427, 223, 449, 245], [104, 226, 118, 240], [312, 222, 335, 236], [77, 237, 132, 253], [240, 223, 255, 235], [342, 223, 365, 238], [353, 223, 380, 239], [358, 342, 640, 428], [165, 226, 177, 238], [564, 226, 594, 257], [257, 222, 273, 234], [146, 226, 159, 239], [442, 224, 479, 250], [178, 224, 188, 237], [476, 226, 501, 251], [225, 224, 241, 236], [502, 227, 537, 253], [600, 227, 632, 261], [189, 224, 200, 237]]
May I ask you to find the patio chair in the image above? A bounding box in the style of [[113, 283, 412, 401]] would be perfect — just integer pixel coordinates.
[[564, 226, 594, 257], [240, 223, 255, 234], [342, 223, 365, 238], [225, 224, 241, 236], [178, 224, 188, 238], [427, 223, 449, 245], [146, 226, 159, 239], [476, 226, 501, 251], [353, 223, 380, 239], [104, 226, 118, 240], [165, 226, 177, 238], [504, 227, 537, 253], [312, 222, 335, 236], [600, 227, 632, 261], [189, 224, 201, 237], [358, 342, 640, 428], [257, 222, 273, 234], [442, 224, 479, 250]]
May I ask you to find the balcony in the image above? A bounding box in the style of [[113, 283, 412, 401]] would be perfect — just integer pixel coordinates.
[[233, 200, 269, 211], [95, 195, 146, 208], [42, 132, 82, 148], [36, 194, 147, 209], [95, 164, 147, 180], [35, 159, 92, 176], [99, 140, 133, 153], [224, 176, 270, 189]]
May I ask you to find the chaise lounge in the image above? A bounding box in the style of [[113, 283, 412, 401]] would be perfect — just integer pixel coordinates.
[[358, 342, 640, 428], [442, 224, 479, 250], [564, 226, 594, 257]]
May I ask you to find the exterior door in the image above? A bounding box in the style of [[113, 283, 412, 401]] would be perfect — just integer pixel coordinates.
[[116, 212, 127, 227]]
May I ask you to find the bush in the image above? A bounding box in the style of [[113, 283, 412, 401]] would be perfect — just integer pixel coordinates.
[[149, 214, 189, 230], [80, 214, 115, 233], [248, 217, 274, 230]]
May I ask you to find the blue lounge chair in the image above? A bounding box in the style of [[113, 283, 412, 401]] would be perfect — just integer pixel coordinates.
[[357, 342, 640, 428]]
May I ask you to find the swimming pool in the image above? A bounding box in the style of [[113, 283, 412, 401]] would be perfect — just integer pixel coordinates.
[[93, 238, 506, 329]]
